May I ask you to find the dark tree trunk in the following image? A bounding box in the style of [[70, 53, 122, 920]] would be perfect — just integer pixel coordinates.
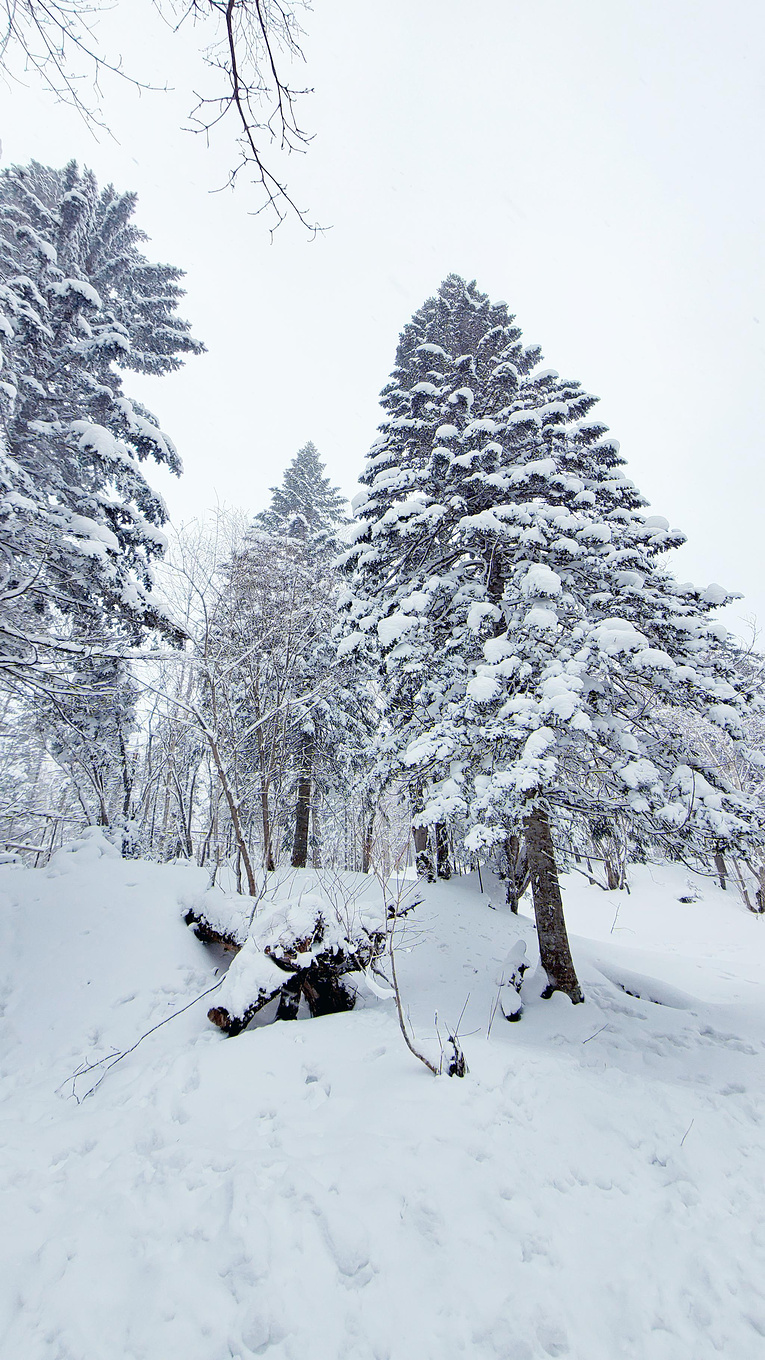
[[412, 825, 435, 882], [118, 732, 132, 821], [748, 860, 765, 913], [605, 857, 621, 891], [411, 785, 435, 881], [435, 822, 451, 880], [361, 805, 375, 874], [524, 805, 584, 1003], [291, 734, 313, 868], [714, 851, 727, 891]]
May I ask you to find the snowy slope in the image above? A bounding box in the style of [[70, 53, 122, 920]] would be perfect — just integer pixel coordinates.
[[1, 831, 765, 1360]]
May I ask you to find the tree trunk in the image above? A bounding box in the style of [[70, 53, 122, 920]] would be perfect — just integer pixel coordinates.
[[291, 734, 313, 868], [412, 825, 435, 882], [311, 798, 322, 868], [361, 805, 375, 873], [118, 732, 132, 821], [411, 786, 435, 882], [253, 713, 276, 872], [159, 765, 172, 857], [524, 805, 583, 1003], [435, 822, 452, 880], [605, 857, 621, 891], [205, 731, 259, 896], [714, 850, 727, 891], [260, 783, 276, 872], [747, 859, 765, 913]]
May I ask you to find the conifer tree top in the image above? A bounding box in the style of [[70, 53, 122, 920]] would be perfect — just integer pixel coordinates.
[[393, 275, 526, 371], [254, 442, 347, 546]]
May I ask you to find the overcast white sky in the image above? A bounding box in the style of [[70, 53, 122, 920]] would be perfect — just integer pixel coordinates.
[[2, 0, 764, 633]]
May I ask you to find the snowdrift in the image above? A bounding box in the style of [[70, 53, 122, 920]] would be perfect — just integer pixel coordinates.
[[2, 830, 765, 1359]]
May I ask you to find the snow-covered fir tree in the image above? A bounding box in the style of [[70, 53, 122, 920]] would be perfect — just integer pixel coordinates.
[[205, 526, 375, 876], [253, 440, 346, 554], [191, 449, 371, 878], [0, 160, 203, 688], [341, 276, 764, 1001], [247, 443, 373, 868], [339, 277, 556, 883]]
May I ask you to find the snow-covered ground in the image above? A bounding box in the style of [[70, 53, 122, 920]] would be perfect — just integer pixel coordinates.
[[1, 830, 764, 1360]]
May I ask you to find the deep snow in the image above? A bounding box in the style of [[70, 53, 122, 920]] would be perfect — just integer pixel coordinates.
[[1, 830, 764, 1360]]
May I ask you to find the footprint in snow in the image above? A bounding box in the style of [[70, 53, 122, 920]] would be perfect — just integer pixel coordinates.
[[698, 1026, 759, 1055], [303, 1069, 331, 1105], [182, 1064, 201, 1095], [536, 1319, 570, 1357]]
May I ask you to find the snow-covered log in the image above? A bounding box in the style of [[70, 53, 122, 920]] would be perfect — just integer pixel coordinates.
[[185, 880, 388, 1037]]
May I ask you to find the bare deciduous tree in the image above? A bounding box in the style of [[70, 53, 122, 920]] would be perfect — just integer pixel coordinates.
[[0, 0, 318, 230]]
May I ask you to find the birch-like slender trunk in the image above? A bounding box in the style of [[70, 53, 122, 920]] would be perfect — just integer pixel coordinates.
[[205, 731, 258, 896], [311, 797, 322, 868]]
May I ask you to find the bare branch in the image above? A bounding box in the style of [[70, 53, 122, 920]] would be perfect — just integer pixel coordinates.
[[0, 0, 321, 231]]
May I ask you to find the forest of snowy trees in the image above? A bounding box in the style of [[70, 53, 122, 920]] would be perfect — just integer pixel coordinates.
[[1, 172, 764, 1019], [3, 7, 765, 1352]]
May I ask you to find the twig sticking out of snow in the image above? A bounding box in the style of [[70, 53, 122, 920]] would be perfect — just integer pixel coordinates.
[[60, 978, 226, 1102], [387, 924, 439, 1078], [435, 1007, 470, 1078]]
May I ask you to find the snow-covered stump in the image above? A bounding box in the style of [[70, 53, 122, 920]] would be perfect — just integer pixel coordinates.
[[186, 884, 387, 1037], [497, 940, 529, 1021]]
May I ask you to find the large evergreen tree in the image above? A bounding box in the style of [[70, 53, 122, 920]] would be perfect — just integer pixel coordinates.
[[0, 160, 203, 688], [340, 276, 559, 880], [342, 276, 763, 1001]]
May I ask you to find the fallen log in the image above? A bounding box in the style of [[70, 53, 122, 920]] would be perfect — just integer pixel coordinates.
[[187, 892, 387, 1037]]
